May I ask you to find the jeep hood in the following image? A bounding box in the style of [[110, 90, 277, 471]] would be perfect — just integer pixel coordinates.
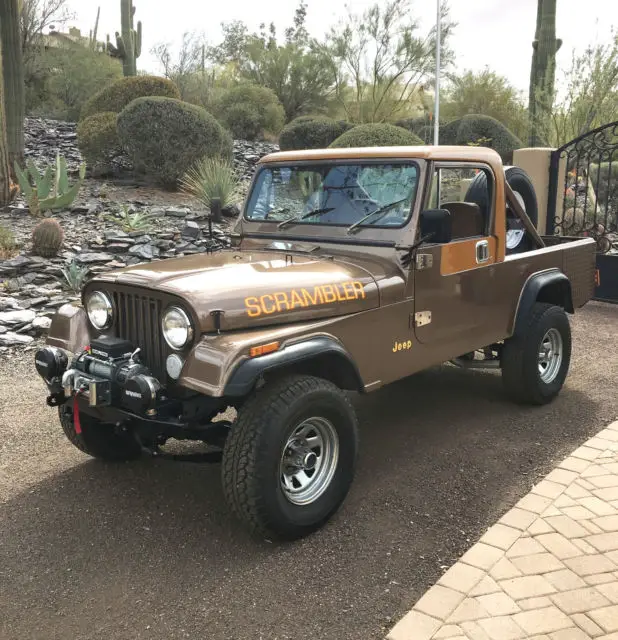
[[92, 250, 383, 332]]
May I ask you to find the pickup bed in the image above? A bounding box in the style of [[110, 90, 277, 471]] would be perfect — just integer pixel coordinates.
[[36, 146, 596, 539]]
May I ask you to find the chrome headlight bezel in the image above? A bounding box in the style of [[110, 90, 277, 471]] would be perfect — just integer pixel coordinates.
[[85, 291, 113, 330], [161, 306, 194, 350]]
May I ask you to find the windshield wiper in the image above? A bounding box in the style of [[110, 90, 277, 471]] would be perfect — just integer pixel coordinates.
[[346, 198, 408, 234], [277, 207, 335, 229]]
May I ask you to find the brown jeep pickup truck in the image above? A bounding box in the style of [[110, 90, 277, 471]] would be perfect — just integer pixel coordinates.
[[35, 146, 596, 539]]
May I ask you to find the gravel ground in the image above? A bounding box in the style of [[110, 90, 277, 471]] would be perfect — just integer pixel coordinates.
[[1, 301, 617, 640]]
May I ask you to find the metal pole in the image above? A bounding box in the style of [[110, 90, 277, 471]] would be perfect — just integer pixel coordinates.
[[433, 0, 441, 146]]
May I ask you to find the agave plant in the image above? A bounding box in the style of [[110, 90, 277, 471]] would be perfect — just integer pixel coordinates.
[[180, 157, 242, 211], [14, 154, 86, 217], [105, 205, 155, 233], [61, 260, 90, 294]]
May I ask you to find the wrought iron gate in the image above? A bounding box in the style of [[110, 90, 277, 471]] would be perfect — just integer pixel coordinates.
[[547, 121, 618, 303]]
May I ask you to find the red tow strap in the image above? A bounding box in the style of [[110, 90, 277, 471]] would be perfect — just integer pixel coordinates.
[[73, 394, 82, 435]]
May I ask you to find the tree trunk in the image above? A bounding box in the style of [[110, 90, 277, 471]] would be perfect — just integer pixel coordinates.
[[0, 19, 12, 206], [0, 0, 25, 170]]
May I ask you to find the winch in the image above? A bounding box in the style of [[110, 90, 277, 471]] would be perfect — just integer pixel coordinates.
[[35, 336, 162, 415]]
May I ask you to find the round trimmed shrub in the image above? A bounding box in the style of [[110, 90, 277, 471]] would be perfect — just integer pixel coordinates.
[[279, 116, 353, 151], [81, 76, 181, 120], [329, 123, 423, 148], [448, 115, 522, 161], [215, 84, 285, 140], [395, 116, 429, 137], [77, 112, 121, 169], [222, 103, 264, 141], [439, 119, 461, 145], [117, 97, 233, 187]]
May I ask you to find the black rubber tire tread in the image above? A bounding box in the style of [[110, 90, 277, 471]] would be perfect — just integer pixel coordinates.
[[502, 303, 572, 405], [222, 375, 358, 539], [59, 405, 142, 461], [465, 166, 538, 254]]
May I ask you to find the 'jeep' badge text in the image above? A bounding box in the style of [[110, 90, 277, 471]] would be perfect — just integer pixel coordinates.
[[245, 281, 366, 318]]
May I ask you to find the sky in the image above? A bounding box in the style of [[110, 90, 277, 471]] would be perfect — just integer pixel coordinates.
[[66, 0, 616, 96]]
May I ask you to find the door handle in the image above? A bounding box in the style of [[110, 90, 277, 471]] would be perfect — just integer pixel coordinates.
[[476, 240, 490, 263]]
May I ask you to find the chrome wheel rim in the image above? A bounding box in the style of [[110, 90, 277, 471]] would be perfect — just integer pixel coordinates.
[[507, 191, 526, 250], [280, 417, 339, 505], [538, 328, 563, 383]]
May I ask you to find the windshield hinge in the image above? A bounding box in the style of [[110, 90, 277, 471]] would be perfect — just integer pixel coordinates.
[[415, 311, 432, 327], [415, 254, 433, 270]]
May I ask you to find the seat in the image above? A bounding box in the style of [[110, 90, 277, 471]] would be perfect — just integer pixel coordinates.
[[441, 202, 484, 239]]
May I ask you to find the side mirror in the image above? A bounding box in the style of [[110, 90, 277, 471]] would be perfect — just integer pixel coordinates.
[[419, 208, 452, 244]]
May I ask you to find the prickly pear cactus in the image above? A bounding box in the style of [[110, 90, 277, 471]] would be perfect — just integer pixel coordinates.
[[32, 218, 65, 258]]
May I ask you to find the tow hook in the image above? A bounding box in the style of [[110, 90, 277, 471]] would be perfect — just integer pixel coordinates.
[[46, 392, 67, 407]]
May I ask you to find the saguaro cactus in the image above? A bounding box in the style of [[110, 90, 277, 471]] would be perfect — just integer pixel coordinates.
[[107, 0, 143, 77], [0, 22, 11, 206], [528, 0, 562, 146], [0, 0, 25, 169], [89, 7, 101, 51]]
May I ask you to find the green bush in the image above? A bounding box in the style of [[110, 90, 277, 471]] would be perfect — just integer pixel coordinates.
[[117, 97, 233, 187], [77, 112, 121, 170], [329, 123, 423, 148], [450, 115, 522, 161], [395, 116, 429, 136], [279, 116, 353, 151], [438, 119, 461, 145], [0, 225, 17, 259], [26, 45, 123, 121], [81, 76, 181, 120], [222, 103, 264, 141], [214, 84, 285, 140]]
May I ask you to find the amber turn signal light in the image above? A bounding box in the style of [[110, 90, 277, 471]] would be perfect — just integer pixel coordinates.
[[249, 341, 280, 358]]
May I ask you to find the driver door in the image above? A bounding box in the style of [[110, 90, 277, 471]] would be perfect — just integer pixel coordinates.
[[414, 164, 500, 349]]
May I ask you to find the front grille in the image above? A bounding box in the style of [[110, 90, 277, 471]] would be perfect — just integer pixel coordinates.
[[112, 291, 167, 379]]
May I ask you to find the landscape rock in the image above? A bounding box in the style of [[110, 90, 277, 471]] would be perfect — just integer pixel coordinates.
[[32, 316, 53, 332], [222, 204, 241, 218], [0, 309, 36, 325], [0, 332, 35, 346], [181, 221, 201, 239], [75, 252, 115, 264], [128, 244, 159, 260]]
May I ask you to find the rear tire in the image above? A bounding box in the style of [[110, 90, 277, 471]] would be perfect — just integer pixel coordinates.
[[501, 303, 572, 405], [222, 375, 358, 539], [59, 404, 142, 461]]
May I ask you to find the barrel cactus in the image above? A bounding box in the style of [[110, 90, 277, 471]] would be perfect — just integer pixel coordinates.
[[32, 218, 65, 258]]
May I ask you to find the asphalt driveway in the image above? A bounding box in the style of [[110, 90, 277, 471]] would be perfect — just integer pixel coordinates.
[[1, 301, 617, 640]]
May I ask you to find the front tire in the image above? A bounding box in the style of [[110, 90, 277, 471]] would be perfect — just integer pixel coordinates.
[[222, 375, 358, 539], [59, 404, 142, 461], [501, 303, 572, 405]]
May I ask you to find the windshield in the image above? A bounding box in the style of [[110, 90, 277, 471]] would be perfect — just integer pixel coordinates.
[[245, 162, 419, 230]]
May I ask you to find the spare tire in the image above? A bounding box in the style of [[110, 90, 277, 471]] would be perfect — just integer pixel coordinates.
[[465, 166, 538, 254]]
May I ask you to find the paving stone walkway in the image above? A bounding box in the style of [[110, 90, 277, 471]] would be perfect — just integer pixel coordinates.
[[388, 420, 618, 640]]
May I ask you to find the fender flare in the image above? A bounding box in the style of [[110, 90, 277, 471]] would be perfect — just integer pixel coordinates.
[[224, 336, 363, 397], [512, 269, 574, 336]]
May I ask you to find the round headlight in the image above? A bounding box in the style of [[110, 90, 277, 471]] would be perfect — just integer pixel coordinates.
[[162, 307, 193, 350], [86, 291, 113, 330]]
